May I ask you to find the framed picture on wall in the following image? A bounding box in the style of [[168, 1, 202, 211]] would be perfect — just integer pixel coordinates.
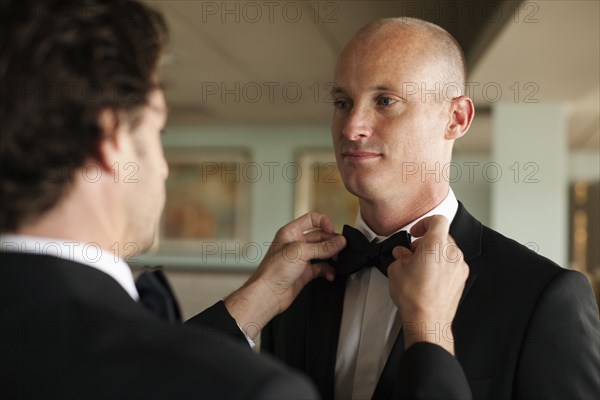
[[156, 149, 250, 255], [569, 180, 600, 307], [294, 149, 359, 233]]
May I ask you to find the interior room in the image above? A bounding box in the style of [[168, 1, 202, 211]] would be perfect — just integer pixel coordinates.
[[131, 0, 600, 318]]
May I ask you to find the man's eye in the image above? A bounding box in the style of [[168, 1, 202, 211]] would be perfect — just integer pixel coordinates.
[[334, 100, 350, 109], [377, 97, 395, 106]]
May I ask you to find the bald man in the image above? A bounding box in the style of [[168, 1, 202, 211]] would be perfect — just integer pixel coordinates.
[[262, 18, 600, 400]]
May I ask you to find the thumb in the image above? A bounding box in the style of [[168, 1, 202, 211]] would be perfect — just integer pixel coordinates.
[[299, 235, 346, 262], [410, 215, 450, 238], [392, 245, 413, 264]]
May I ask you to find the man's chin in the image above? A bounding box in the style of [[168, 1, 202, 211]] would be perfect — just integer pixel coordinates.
[[140, 229, 160, 255], [342, 174, 379, 197], [127, 228, 159, 259]]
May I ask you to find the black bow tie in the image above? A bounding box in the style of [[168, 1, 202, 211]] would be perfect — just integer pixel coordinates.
[[135, 267, 181, 324], [326, 225, 411, 277]]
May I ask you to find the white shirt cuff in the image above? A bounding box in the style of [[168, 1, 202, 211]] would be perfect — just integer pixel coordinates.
[[237, 323, 256, 349]]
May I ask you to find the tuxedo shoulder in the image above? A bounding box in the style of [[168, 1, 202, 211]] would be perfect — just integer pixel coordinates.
[[1, 254, 316, 399], [459, 222, 596, 310], [478, 224, 564, 277], [475, 225, 593, 302], [2, 293, 316, 399], [455, 204, 586, 292]]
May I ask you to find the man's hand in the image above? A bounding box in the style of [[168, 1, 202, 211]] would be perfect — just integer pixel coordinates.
[[388, 215, 469, 355], [224, 212, 346, 340]]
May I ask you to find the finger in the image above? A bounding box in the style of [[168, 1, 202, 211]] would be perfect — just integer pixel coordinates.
[[305, 212, 334, 235], [310, 262, 336, 282], [277, 212, 335, 243], [409, 215, 450, 238], [409, 237, 422, 252], [443, 240, 463, 263], [386, 258, 401, 281], [447, 233, 458, 246], [317, 214, 335, 235], [392, 245, 413, 263], [297, 235, 346, 262], [303, 230, 338, 243]]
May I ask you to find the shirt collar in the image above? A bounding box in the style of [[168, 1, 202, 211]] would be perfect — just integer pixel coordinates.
[[355, 188, 459, 243], [0, 234, 139, 300]]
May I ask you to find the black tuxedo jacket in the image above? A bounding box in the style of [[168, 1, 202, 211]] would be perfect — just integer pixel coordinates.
[[0, 252, 318, 399], [262, 203, 600, 399]]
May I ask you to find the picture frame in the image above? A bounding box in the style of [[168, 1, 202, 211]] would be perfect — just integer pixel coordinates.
[[156, 149, 250, 255], [294, 148, 359, 232]]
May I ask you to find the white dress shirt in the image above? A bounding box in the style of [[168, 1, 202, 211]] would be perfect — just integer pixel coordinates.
[[0, 234, 139, 300], [334, 189, 459, 400]]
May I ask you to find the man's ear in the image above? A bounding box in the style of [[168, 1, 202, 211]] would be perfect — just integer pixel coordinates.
[[96, 108, 123, 171], [445, 96, 475, 140]]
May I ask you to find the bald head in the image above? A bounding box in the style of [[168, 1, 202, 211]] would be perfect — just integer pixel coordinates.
[[336, 17, 466, 99], [330, 18, 475, 225]]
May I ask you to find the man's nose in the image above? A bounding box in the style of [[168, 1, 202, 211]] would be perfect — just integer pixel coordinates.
[[342, 105, 373, 141]]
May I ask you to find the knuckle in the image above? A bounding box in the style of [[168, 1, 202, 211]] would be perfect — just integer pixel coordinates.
[[308, 211, 323, 222], [460, 263, 469, 277], [275, 226, 286, 239]]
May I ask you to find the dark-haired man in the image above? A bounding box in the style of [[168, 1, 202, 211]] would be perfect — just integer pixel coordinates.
[[263, 18, 600, 400], [0, 1, 346, 398]]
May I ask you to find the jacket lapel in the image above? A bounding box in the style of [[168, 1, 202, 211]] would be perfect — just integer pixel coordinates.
[[305, 275, 347, 399], [372, 201, 483, 399], [450, 201, 482, 305], [372, 327, 405, 400]]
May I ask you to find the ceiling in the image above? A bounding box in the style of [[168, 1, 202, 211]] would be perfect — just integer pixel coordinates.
[[152, 0, 600, 152]]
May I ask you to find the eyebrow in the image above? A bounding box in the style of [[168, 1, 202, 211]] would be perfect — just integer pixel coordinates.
[[330, 85, 408, 102], [330, 86, 346, 96], [373, 85, 395, 91]]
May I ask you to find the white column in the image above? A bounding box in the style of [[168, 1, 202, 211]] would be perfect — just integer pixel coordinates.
[[491, 104, 568, 266]]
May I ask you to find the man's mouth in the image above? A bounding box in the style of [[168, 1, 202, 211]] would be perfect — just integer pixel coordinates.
[[342, 151, 382, 161]]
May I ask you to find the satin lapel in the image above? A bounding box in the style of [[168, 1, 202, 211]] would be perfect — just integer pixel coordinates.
[[305, 276, 347, 400], [372, 327, 405, 400], [371, 202, 483, 399], [450, 202, 482, 306]]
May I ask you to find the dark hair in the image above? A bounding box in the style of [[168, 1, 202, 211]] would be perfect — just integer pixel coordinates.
[[0, 0, 168, 232]]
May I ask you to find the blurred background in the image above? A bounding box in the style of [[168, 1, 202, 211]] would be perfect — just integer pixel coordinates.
[[132, 0, 600, 316]]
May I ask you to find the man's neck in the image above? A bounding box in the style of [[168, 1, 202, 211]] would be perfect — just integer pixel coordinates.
[[16, 186, 128, 258], [359, 185, 449, 236]]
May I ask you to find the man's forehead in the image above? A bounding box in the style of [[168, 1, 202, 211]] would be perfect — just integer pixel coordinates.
[[333, 52, 427, 88], [331, 83, 406, 94], [335, 22, 431, 73], [347, 23, 423, 52], [341, 45, 423, 72]]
